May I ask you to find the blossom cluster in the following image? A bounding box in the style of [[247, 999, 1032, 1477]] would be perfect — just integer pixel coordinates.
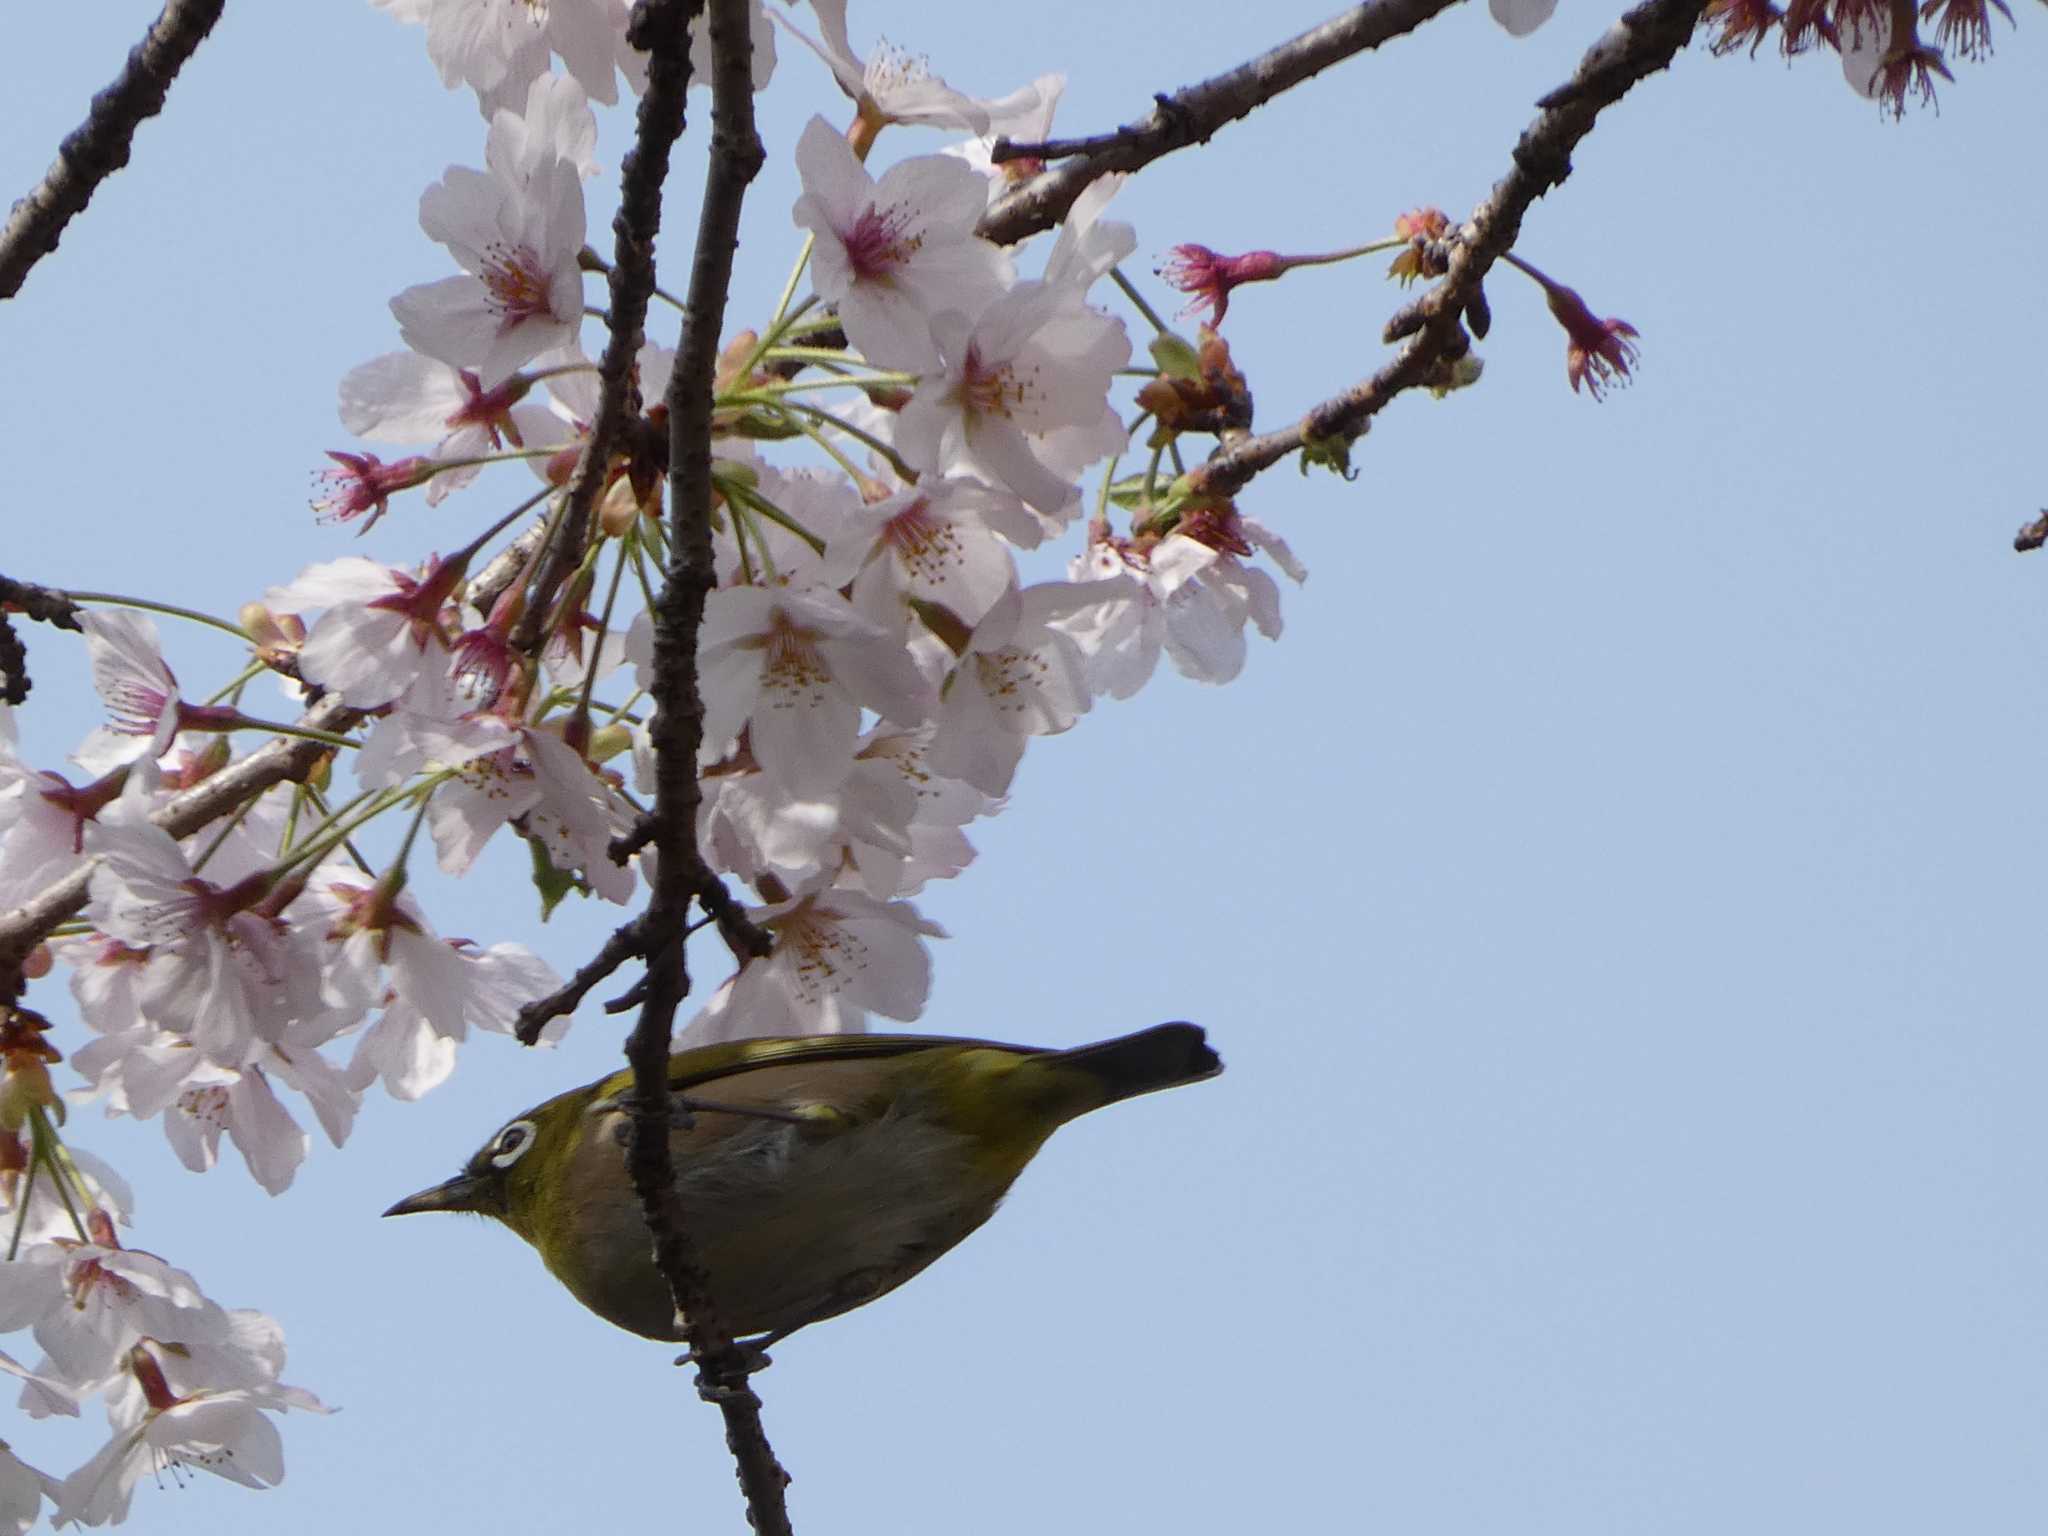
[[0, 1, 1325, 1522]]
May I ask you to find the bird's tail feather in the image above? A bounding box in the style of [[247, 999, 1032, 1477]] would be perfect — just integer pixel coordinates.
[[1052, 1022, 1221, 1105]]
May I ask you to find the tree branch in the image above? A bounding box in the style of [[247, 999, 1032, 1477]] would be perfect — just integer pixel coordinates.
[[0, 574, 85, 706], [0, 575, 85, 632], [1185, 0, 1707, 501], [977, 0, 1461, 247], [609, 2, 788, 1532], [513, 914, 648, 1045], [506, 19, 710, 655], [0, 0, 226, 301]]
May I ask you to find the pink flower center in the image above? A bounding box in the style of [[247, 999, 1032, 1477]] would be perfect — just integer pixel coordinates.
[[762, 613, 830, 703], [481, 241, 552, 329], [775, 906, 865, 1005], [957, 345, 1026, 422], [842, 201, 921, 283], [882, 499, 962, 583]]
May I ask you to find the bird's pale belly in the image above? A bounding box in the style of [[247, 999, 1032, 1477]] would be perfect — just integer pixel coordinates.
[[542, 1105, 1012, 1342]]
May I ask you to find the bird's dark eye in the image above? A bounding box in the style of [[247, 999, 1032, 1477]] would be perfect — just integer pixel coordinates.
[[488, 1119, 536, 1169]]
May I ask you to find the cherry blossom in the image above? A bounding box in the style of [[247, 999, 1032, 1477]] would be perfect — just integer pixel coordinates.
[[694, 584, 935, 796], [391, 141, 587, 387], [485, 71, 601, 184], [1065, 505, 1307, 691], [0, 1439, 54, 1534], [680, 884, 945, 1043], [1040, 174, 1135, 295], [74, 1018, 360, 1196], [926, 581, 1109, 797], [819, 477, 1021, 633], [0, 718, 123, 910], [793, 115, 1013, 371], [895, 280, 1131, 520], [337, 353, 553, 505], [84, 774, 326, 1068], [71, 613, 185, 776], [944, 74, 1065, 199], [775, 0, 1049, 135], [695, 725, 992, 901], [55, 1339, 321, 1528], [1544, 282, 1641, 399], [0, 1239, 228, 1389], [266, 555, 468, 709], [377, 0, 636, 110], [837, 727, 992, 899]]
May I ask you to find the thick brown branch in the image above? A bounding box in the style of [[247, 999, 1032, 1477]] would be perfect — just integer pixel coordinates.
[[0, 575, 86, 706], [605, 2, 789, 1532], [0, 575, 85, 632], [0, 0, 226, 300], [977, 0, 1460, 247], [1185, 0, 1706, 500]]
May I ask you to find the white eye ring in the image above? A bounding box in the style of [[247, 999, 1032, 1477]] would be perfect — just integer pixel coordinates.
[[489, 1119, 537, 1169]]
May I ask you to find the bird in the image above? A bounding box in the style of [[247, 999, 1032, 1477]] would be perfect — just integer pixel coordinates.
[[384, 1022, 1221, 1346]]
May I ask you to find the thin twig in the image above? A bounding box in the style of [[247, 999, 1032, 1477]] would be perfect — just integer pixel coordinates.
[[513, 915, 647, 1046], [0, 0, 226, 300], [603, 2, 789, 1532], [1184, 0, 1707, 501], [506, 7, 689, 657], [978, 0, 1461, 247]]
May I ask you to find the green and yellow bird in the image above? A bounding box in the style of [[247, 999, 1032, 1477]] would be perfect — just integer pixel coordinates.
[[385, 1022, 1220, 1344]]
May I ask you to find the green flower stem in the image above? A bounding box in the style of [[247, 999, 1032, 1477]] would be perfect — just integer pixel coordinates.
[[270, 785, 417, 880], [734, 372, 918, 400], [24, 1106, 88, 1248], [202, 660, 267, 707], [781, 399, 914, 485], [43, 1124, 100, 1231], [1110, 265, 1172, 335], [600, 690, 646, 727], [5, 1158, 36, 1261], [759, 234, 817, 345], [758, 345, 893, 369], [385, 782, 437, 882], [525, 360, 602, 387], [573, 537, 635, 730], [299, 784, 381, 877], [777, 308, 842, 341], [64, 592, 250, 641], [1094, 450, 1125, 523], [229, 717, 358, 751], [190, 787, 264, 875]]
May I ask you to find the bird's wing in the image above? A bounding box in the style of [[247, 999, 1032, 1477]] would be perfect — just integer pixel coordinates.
[[667, 1033, 1043, 1092], [581, 1033, 1045, 1106]]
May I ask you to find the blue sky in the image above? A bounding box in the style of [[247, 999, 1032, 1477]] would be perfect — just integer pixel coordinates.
[[4, 1, 2047, 1531]]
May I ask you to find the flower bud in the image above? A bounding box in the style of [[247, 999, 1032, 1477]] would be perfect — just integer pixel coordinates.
[[599, 474, 642, 538]]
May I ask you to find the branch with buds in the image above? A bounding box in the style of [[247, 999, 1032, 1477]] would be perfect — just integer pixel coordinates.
[[1185, 0, 1707, 500]]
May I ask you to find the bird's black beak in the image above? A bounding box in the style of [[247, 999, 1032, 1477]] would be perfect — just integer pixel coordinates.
[[383, 1172, 489, 1217]]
